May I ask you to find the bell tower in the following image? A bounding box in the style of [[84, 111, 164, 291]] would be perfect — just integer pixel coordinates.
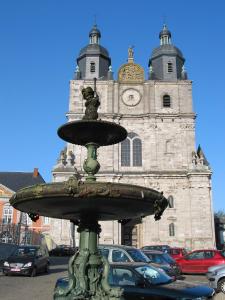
[[75, 24, 112, 80], [149, 24, 186, 81]]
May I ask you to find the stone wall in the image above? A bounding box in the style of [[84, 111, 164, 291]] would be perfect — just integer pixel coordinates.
[[50, 78, 215, 249]]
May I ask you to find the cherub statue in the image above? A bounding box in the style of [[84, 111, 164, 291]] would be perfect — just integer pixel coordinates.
[[128, 46, 134, 59], [82, 86, 100, 120]]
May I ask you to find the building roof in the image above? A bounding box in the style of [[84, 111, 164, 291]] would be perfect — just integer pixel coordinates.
[[78, 44, 109, 58], [0, 169, 45, 192], [151, 44, 184, 60], [89, 24, 101, 38], [159, 24, 171, 39]]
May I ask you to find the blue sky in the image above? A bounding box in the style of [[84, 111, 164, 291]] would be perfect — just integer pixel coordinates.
[[0, 0, 224, 212]]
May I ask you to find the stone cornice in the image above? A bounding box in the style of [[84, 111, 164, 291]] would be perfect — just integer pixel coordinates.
[[93, 169, 211, 178], [187, 170, 212, 177], [71, 79, 193, 85], [66, 112, 196, 120]]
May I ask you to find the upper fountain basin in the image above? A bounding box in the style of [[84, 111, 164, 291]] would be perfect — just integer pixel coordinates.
[[58, 120, 127, 146]]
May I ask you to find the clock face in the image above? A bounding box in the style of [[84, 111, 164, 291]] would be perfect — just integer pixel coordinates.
[[122, 89, 141, 106]]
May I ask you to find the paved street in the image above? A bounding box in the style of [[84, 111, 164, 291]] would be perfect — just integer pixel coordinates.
[[0, 257, 224, 300], [0, 257, 68, 300]]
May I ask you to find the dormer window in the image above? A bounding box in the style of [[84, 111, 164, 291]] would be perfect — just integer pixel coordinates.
[[163, 94, 171, 107], [167, 62, 173, 73], [90, 62, 95, 73]]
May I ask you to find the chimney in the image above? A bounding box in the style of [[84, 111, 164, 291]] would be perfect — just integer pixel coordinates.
[[33, 168, 39, 177]]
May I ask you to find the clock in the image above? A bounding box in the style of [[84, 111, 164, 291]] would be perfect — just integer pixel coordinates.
[[122, 89, 141, 106]]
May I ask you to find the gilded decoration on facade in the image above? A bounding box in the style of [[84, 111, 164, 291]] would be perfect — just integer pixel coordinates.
[[118, 63, 144, 83]]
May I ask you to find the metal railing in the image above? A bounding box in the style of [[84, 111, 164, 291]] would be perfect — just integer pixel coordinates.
[[0, 221, 42, 245]]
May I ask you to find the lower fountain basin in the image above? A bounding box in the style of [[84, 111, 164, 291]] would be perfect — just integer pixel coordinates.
[[10, 178, 168, 221]]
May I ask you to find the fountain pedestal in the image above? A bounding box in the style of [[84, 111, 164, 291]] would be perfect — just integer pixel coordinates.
[[54, 219, 123, 300]]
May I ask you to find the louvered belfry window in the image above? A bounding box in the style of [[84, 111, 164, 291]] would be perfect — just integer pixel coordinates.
[[163, 95, 171, 107], [90, 62, 95, 73], [168, 62, 173, 73]]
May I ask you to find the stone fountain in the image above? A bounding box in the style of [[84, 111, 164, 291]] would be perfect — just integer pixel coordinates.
[[10, 79, 168, 300]]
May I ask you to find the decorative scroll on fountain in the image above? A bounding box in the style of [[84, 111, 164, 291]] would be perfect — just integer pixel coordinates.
[[10, 78, 168, 300]]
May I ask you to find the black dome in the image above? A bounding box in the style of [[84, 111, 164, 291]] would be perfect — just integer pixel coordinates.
[[151, 44, 184, 60], [79, 44, 109, 58], [89, 25, 101, 38], [159, 26, 171, 39]]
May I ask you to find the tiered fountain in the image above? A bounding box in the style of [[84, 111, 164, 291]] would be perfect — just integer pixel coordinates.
[[10, 79, 168, 300]]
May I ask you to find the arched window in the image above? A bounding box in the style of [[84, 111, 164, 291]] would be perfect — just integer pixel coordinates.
[[2, 204, 13, 224], [90, 62, 95, 73], [165, 139, 172, 153], [167, 62, 173, 73], [121, 139, 131, 166], [163, 95, 171, 107], [121, 133, 142, 167], [169, 223, 175, 236], [133, 138, 142, 166], [168, 195, 174, 208]]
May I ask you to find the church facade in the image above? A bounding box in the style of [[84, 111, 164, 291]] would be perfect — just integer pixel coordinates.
[[50, 25, 215, 250]]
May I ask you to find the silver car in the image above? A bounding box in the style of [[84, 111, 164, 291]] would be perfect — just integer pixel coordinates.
[[206, 263, 225, 293], [98, 244, 150, 263]]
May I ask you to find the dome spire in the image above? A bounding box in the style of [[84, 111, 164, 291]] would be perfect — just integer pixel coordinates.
[[159, 24, 171, 45], [89, 24, 101, 45]]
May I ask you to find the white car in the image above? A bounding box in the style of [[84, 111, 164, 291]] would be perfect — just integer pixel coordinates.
[[206, 263, 225, 293]]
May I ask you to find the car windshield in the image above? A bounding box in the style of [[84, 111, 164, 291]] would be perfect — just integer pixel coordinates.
[[126, 249, 150, 262], [12, 247, 37, 257], [161, 253, 175, 264], [147, 253, 173, 264], [135, 265, 172, 285]]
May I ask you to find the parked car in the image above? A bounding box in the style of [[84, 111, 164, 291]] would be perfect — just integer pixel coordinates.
[[0, 243, 17, 270], [176, 249, 225, 274], [142, 249, 182, 278], [2, 244, 50, 276], [49, 245, 76, 256], [206, 263, 225, 293], [168, 247, 188, 260], [98, 244, 150, 263], [141, 245, 171, 252], [55, 262, 215, 299]]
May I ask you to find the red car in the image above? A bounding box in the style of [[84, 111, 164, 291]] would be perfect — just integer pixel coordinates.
[[168, 247, 188, 260], [176, 249, 225, 274]]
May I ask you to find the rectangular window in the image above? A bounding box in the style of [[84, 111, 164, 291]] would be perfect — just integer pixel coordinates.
[[90, 62, 95, 73], [167, 62, 173, 73], [163, 95, 171, 107], [44, 217, 50, 225]]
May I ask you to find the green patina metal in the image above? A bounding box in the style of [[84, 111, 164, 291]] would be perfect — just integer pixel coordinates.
[[54, 219, 123, 300], [9, 80, 168, 300], [83, 143, 100, 182], [82, 83, 100, 121]]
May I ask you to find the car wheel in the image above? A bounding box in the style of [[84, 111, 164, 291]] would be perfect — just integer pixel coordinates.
[[218, 278, 225, 294], [45, 263, 50, 274], [30, 267, 37, 277]]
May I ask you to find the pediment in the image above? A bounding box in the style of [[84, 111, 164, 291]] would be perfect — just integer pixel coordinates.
[[0, 184, 14, 197]]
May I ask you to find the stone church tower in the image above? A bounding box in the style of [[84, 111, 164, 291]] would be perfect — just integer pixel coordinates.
[[50, 24, 215, 250]]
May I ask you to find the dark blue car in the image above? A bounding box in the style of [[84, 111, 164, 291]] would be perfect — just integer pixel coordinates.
[[55, 262, 215, 299]]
